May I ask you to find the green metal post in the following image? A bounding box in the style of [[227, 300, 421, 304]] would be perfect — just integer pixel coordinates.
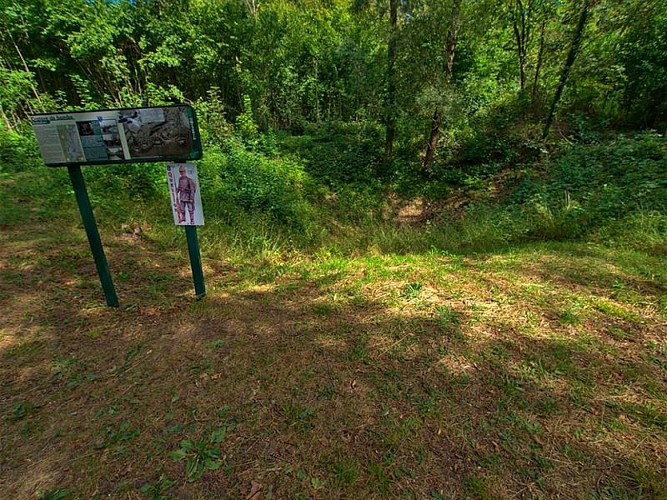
[[67, 165, 119, 307], [185, 225, 206, 299]]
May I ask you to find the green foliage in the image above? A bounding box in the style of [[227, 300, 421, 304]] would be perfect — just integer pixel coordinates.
[[0, 0, 664, 140], [194, 87, 232, 146], [588, 2, 667, 130], [0, 126, 73, 225], [0, 126, 41, 172], [139, 474, 175, 499], [199, 136, 313, 229], [523, 192, 590, 240], [279, 121, 384, 187], [593, 212, 667, 256], [0, 68, 41, 125], [0, 0, 665, 262], [511, 133, 667, 240], [96, 421, 140, 451], [432, 85, 546, 179], [36, 489, 72, 500], [235, 95, 259, 144], [7, 400, 41, 422], [170, 427, 227, 482], [86, 163, 166, 203]]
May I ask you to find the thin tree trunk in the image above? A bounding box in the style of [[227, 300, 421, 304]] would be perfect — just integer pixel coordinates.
[[542, 0, 593, 139], [0, 104, 13, 130], [422, 0, 461, 173], [531, 18, 546, 108], [9, 31, 44, 111], [423, 106, 443, 170], [385, 0, 398, 159], [511, 0, 528, 90]]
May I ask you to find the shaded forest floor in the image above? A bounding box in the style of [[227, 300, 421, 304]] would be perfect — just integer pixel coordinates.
[[1, 208, 666, 499]]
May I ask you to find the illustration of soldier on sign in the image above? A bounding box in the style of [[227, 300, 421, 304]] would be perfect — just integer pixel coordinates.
[[166, 163, 204, 226]]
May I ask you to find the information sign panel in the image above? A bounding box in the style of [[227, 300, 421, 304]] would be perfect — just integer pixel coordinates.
[[31, 105, 202, 166]]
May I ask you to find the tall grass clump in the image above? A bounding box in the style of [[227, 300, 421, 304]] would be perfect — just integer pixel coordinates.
[[592, 211, 667, 256]]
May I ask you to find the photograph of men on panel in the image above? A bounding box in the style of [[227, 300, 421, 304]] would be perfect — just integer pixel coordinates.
[[177, 164, 197, 224]]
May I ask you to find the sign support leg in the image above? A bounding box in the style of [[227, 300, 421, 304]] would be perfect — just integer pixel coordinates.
[[67, 165, 119, 307], [185, 225, 206, 299]]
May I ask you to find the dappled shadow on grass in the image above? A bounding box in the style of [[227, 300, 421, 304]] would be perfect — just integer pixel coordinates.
[[1, 219, 666, 498]]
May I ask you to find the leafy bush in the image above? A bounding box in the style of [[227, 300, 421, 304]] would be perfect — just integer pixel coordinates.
[[0, 126, 41, 173], [200, 139, 313, 229], [279, 121, 384, 187], [510, 133, 667, 239]]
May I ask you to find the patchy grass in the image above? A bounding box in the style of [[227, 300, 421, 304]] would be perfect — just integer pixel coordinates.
[[1, 210, 666, 498]]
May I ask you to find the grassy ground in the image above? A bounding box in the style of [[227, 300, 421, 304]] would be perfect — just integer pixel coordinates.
[[1, 191, 666, 499]]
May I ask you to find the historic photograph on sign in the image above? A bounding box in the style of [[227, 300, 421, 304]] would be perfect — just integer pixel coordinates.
[[73, 119, 126, 162], [99, 118, 125, 161], [57, 124, 85, 163], [166, 163, 204, 226], [120, 107, 194, 159]]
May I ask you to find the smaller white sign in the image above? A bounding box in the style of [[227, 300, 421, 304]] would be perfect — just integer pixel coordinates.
[[166, 163, 204, 226]]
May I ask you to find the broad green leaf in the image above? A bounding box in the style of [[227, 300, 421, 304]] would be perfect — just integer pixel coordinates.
[[204, 458, 222, 470], [169, 449, 187, 461], [209, 427, 226, 443], [180, 439, 195, 451]]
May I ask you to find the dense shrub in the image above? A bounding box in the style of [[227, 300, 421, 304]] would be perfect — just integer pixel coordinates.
[[278, 121, 384, 188], [0, 127, 41, 173], [509, 133, 667, 240], [199, 139, 313, 229]]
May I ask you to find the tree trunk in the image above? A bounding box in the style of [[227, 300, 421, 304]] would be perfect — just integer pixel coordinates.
[[422, 0, 461, 173], [531, 18, 546, 108], [511, 0, 529, 90], [423, 108, 442, 170], [0, 104, 13, 130], [385, 0, 398, 159], [9, 31, 44, 111], [542, 0, 593, 139]]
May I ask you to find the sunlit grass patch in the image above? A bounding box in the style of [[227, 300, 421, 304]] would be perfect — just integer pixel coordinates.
[[1, 208, 667, 498]]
